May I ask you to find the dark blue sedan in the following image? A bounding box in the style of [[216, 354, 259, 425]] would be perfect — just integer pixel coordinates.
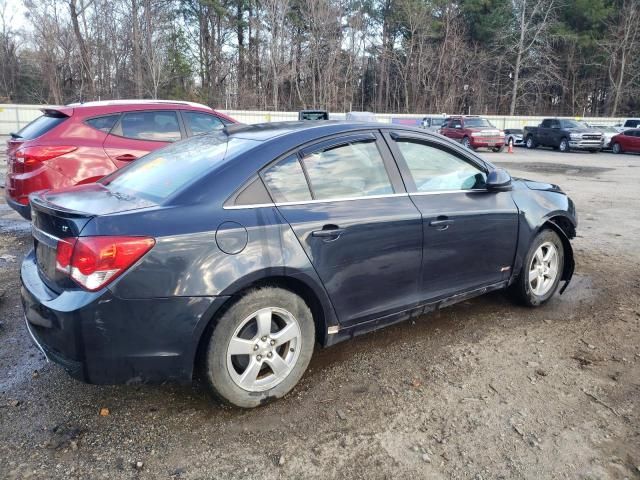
[[21, 121, 576, 408]]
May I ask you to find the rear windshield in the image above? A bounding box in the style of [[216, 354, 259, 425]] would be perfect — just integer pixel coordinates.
[[14, 113, 67, 139], [101, 132, 259, 203]]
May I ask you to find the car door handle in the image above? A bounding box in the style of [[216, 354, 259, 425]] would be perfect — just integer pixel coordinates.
[[312, 226, 345, 239], [115, 154, 138, 162], [429, 218, 454, 230]]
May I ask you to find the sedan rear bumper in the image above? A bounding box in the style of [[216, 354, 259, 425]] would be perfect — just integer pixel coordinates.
[[5, 192, 31, 220], [21, 250, 225, 385]]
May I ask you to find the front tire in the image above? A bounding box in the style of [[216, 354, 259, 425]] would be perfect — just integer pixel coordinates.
[[204, 287, 315, 408], [492, 145, 505, 153], [525, 135, 537, 149], [462, 136, 474, 150], [559, 137, 570, 152], [511, 229, 565, 307], [612, 142, 623, 154]]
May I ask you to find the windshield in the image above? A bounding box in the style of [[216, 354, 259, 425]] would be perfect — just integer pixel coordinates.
[[593, 126, 617, 133], [465, 118, 494, 128], [561, 120, 583, 128], [101, 132, 259, 203]]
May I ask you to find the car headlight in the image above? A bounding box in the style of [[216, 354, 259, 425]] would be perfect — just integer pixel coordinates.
[[570, 133, 582, 139], [470, 132, 480, 137]]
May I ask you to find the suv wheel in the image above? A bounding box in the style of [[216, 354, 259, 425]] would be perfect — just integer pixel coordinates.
[[492, 145, 504, 153], [612, 142, 622, 154], [462, 137, 474, 150], [510, 229, 564, 307], [559, 137, 570, 152], [525, 135, 536, 149], [204, 287, 315, 408]]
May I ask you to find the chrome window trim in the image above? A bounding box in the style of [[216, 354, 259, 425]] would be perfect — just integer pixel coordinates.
[[223, 189, 488, 209]]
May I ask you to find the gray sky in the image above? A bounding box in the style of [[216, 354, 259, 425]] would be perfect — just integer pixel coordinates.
[[2, 0, 29, 31]]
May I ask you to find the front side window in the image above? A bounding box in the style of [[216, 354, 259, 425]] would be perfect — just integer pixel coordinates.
[[262, 155, 312, 203], [394, 139, 486, 192], [301, 140, 393, 200], [118, 111, 181, 142], [450, 119, 462, 129], [183, 111, 224, 136]]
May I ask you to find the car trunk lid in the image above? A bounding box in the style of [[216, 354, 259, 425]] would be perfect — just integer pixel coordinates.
[[29, 184, 157, 292]]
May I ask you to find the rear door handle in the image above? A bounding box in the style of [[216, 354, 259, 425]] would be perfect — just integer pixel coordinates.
[[115, 154, 138, 162], [312, 225, 345, 239], [429, 217, 454, 230]]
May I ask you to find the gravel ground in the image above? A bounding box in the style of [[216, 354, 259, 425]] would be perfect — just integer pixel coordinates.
[[1, 146, 639, 479]]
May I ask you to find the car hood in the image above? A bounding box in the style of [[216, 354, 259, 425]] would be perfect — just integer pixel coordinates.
[[511, 177, 564, 194], [565, 128, 601, 134]]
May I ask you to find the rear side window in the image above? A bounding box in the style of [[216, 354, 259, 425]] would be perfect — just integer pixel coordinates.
[[262, 155, 312, 203], [85, 114, 120, 133], [101, 133, 259, 203], [301, 140, 393, 200], [116, 111, 181, 142], [183, 111, 224, 136], [15, 113, 67, 140]]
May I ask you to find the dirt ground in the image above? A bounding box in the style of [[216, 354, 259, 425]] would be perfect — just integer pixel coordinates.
[[1, 146, 639, 480]]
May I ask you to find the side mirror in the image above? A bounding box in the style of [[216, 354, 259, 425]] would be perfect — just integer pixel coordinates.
[[486, 168, 512, 191]]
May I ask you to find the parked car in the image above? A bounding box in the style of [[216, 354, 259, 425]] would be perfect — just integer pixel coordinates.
[[504, 128, 524, 147], [439, 116, 505, 152], [523, 118, 603, 152], [420, 115, 447, 132], [614, 118, 640, 132], [5, 100, 236, 219], [22, 121, 576, 408], [611, 129, 640, 154], [589, 125, 619, 149]]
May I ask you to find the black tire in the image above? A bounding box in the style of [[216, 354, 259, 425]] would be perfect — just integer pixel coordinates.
[[525, 135, 537, 149], [510, 229, 565, 307], [492, 145, 505, 153], [559, 137, 570, 152], [462, 136, 474, 150], [589, 149, 600, 153], [612, 142, 623, 154], [204, 287, 315, 408]]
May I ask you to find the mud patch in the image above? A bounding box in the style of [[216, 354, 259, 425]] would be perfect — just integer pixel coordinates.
[[495, 161, 613, 176]]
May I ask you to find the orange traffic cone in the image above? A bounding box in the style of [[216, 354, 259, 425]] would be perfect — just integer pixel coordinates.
[[508, 141, 513, 154]]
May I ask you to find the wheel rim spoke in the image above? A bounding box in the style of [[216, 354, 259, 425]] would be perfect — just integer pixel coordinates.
[[256, 310, 272, 337], [271, 323, 297, 347], [528, 242, 559, 296], [238, 359, 262, 389], [528, 269, 538, 282], [228, 337, 255, 356], [266, 353, 289, 378]]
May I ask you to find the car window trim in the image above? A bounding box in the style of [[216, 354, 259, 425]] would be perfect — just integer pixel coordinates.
[[109, 109, 185, 143], [383, 130, 490, 194]]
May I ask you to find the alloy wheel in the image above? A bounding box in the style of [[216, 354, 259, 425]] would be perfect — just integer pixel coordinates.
[[226, 307, 301, 392], [528, 241, 559, 296]]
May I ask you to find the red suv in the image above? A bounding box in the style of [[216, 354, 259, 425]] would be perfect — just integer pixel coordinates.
[[5, 100, 236, 219], [439, 116, 505, 152]]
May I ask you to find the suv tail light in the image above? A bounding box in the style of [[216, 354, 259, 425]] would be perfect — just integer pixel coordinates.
[[56, 236, 155, 291], [16, 145, 77, 166]]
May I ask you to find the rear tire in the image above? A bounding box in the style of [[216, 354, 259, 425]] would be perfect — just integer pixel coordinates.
[[204, 287, 315, 408], [525, 135, 537, 149], [612, 142, 623, 154], [510, 229, 565, 307]]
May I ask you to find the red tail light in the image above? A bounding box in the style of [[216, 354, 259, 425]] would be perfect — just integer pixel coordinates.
[[16, 145, 77, 166], [56, 236, 155, 291]]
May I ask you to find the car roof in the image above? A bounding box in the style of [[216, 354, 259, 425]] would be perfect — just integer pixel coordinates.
[[44, 99, 217, 118], [66, 99, 212, 109], [224, 120, 385, 141]]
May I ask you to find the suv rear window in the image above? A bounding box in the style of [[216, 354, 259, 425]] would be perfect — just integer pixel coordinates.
[[14, 113, 67, 140], [101, 132, 259, 203]]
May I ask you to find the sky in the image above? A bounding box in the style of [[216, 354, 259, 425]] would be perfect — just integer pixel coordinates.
[[1, 0, 29, 31]]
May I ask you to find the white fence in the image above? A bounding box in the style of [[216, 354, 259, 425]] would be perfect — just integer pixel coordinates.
[[0, 104, 625, 135]]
